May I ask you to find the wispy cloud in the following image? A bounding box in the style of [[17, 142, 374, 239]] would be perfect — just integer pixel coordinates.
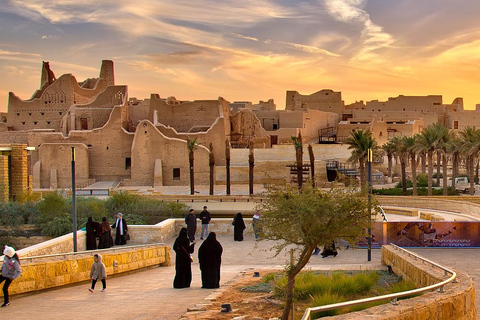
[[323, 0, 393, 61]]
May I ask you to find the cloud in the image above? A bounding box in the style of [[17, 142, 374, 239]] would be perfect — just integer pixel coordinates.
[[323, 0, 393, 61], [265, 39, 340, 56]]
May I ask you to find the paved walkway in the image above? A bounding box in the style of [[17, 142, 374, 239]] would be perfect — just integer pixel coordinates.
[[1, 233, 478, 319]]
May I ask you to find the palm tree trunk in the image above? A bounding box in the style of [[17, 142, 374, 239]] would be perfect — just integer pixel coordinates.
[[308, 144, 315, 188], [249, 142, 254, 195], [225, 139, 231, 195], [209, 144, 215, 196], [442, 154, 448, 196], [452, 153, 458, 192], [411, 154, 417, 196], [359, 159, 366, 190], [189, 152, 194, 195], [421, 153, 426, 174], [469, 155, 475, 195], [401, 157, 407, 195], [387, 154, 392, 178], [296, 148, 303, 189], [436, 151, 441, 185], [428, 150, 433, 196]]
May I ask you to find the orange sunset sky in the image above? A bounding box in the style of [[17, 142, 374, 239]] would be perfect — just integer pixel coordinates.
[[1, 0, 480, 112]]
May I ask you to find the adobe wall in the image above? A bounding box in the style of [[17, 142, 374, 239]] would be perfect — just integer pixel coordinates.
[[37, 143, 89, 188], [230, 109, 271, 148], [285, 90, 343, 115], [330, 245, 476, 320], [365, 95, 443, 113], [156, 116, 228, 165], [29, 106, 134, 184], [7, 74, 108, 132], [449, 110, 480, 131], [352, 110, 438, 127], [150, 95, 223, 132], [130, 120, 210, 186]]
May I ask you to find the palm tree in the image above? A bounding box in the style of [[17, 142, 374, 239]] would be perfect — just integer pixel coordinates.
[[446, 134, 463, 192], [391, 136, 408, 195], [209, 143, 215, 195], [460, 127, 480, 195], [248, 141, 254, 195], [187, 138, 198, 195], [308, 144, 315, 188], [415, 123, 448, 196], [382, 139, 397, 178], [225, 139, 231, 195], [291, 133, 303, 189], [403, 135, 418, 196], [345, 130, 377, 190]]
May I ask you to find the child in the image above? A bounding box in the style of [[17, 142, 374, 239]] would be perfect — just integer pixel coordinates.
[[1, 245, 22, 307], [89, 254, 106, 292]]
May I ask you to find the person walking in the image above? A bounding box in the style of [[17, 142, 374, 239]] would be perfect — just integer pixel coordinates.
[[0, 246, 21, 307], [198, 232, 222, 288], [232, 212, 246, 241], [88, 253, 107, 292], [252, 211, 262, 241], [112, 212, 128, 245], [185, 209, 197, 243], [98, 217, 113, 249], [173, 228, 195, 289], [199, 206, 211, 240]]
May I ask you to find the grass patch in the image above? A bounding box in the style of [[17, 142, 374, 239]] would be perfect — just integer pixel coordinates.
[[265, 270, 419, 318]]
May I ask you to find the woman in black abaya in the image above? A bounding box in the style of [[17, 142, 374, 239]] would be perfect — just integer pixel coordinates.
[[173, 228, 195, 288], [198, 232, 223, 289], [233, 212, 246, 241], [86, 217, 99, 250]]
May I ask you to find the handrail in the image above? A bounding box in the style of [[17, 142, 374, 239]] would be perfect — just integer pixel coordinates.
[[301, 244, 457, 320], [16, 242, 167, 262]]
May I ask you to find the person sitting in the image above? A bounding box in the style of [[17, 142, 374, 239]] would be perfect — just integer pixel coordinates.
[[321, 241, 338, 258]]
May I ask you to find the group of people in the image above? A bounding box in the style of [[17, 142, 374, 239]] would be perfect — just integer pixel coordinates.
[[85, 213, 129, 250], [173, 228, 223, 289], [174, 208, 264, 289]]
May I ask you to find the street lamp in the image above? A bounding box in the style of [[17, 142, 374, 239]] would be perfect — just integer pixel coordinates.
[[71, 147, 77, 252], [367, 148, 372, 262]]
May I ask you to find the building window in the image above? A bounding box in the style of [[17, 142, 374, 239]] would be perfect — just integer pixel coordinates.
[[272, 123, 278, 130], [125, 157, 131, 170], [454, 121, 459, 129], [173, 168, 180, 180]]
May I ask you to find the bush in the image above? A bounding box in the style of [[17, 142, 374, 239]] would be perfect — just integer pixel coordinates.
[[41, 215, 72, 237]]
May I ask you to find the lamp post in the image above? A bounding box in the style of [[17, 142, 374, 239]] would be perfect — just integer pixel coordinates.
[[367, 148, 372, 262], [71, 147, 77, 252]]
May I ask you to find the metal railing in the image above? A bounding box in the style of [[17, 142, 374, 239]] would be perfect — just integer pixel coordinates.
[[301, 244, 457, 320]]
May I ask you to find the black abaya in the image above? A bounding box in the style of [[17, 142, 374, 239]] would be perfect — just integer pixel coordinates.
[[173, 228, 195, 288], [233, 213, 246, 241], [86, 217, 99, 250], [198, 232, 223, 288]]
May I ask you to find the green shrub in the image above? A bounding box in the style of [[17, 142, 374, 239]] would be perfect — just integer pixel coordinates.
[[310, 291, 345, 318], [41, 215, 72, 237]]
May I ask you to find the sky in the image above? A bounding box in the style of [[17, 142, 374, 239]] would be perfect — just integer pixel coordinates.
[[1, 0, 480, 113]]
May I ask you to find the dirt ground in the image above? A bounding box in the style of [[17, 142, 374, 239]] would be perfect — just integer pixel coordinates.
[[184, 270, 285, 319]]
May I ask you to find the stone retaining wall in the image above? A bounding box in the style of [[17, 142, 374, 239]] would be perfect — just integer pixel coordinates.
[[377, 196, 480, 220], [1, 244, 170, 298], [328, 245, 476, 320]]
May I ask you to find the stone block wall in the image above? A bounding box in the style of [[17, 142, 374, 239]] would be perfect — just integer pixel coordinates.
[[10, 144, 28, 199], [1, 244, 170, 298], [0, 155, 9, 201], [327, 245, 476, 320]]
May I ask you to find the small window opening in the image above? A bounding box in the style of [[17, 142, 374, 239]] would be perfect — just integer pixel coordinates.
[[173, 168, 180, 180], [125, 157, 131, 170]]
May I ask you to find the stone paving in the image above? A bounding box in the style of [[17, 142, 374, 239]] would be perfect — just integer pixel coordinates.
[[0, 232, 478, 319]]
